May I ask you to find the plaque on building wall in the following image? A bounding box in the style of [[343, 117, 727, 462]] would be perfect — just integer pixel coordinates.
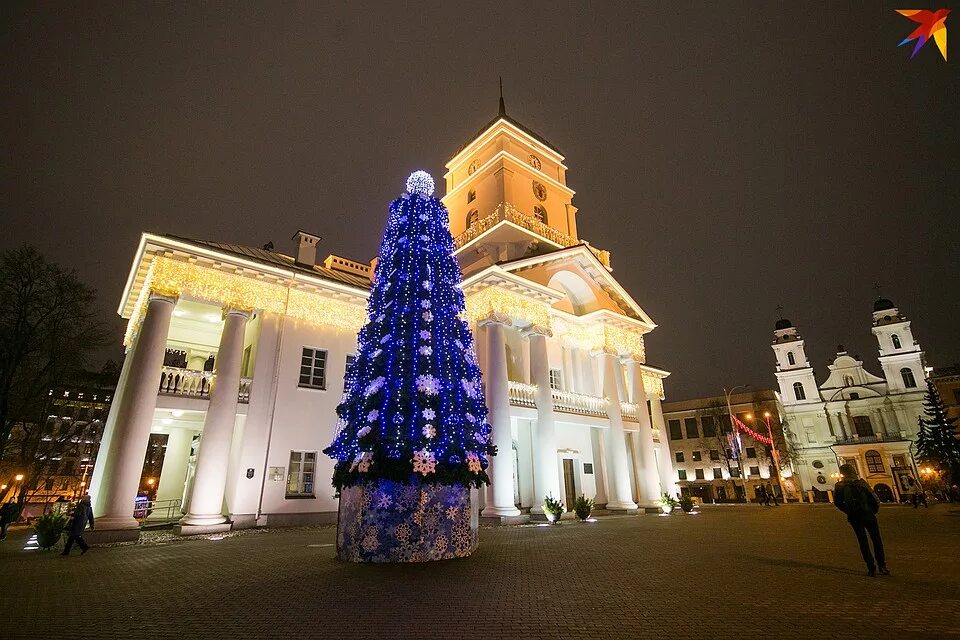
[[246, 468, 255, 479], [269, 466, 285, 482], [583, 463, 594, 475]]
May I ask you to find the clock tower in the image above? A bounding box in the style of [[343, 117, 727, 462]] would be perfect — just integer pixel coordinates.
[[442, 93, 590, 276]]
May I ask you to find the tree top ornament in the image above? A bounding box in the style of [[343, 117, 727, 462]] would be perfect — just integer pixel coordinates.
[[405, 170, 435, 197]]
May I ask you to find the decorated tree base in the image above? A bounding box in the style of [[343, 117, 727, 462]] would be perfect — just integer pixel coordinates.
[[336, 480, 478, 563]]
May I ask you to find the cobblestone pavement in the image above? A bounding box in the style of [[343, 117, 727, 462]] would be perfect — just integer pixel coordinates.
[[2, 504, 958, 639]]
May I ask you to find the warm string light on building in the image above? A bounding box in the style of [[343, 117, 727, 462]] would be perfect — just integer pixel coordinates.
[[551, 316, 646, 361], [464, 285, 552, 329], [123, 256, 366, 346]]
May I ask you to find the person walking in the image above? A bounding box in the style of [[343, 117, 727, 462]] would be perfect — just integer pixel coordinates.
[[62, 494, 94, 556], [757, 484, 769, 506], [834, 464, 888, 577], [767, 484, 780, 506], [0, 498, 20, 540]]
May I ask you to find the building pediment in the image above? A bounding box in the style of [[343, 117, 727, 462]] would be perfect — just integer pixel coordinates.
[[498, 245, 655, 328]]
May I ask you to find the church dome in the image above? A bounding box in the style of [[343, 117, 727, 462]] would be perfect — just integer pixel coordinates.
[[873, 297, 896, 312], [775, 317, 793, 330]]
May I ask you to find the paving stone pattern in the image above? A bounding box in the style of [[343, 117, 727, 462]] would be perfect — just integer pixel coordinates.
[[2, 504, 958, 639]]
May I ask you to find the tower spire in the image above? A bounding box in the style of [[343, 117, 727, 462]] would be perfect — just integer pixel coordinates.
[[498, 76, 506, 116]]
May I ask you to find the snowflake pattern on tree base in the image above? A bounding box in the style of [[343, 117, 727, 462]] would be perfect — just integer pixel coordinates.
[[336, 480, 477, 563]]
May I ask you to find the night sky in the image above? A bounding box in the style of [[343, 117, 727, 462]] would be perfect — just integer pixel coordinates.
[[3, 2, 957, 400]]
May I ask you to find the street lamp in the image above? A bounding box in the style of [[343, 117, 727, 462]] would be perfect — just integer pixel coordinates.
[[723, 385, 750, 501], [746, 411, 787, 501]]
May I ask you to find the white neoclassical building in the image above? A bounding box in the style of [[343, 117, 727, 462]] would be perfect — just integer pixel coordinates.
[[772, 297, 927, 503], [89, 105, 676, 539]]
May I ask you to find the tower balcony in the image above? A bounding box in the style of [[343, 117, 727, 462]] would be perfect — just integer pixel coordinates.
[[453, 203, 611, 269]]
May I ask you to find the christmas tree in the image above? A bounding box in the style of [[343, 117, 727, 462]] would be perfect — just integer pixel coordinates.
[[916, 379, 960, 485], [323, 171, 494, 562]]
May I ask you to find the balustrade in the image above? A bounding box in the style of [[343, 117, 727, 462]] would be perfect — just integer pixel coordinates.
[[551, 388, 608, 417], [620, 402, 640, 422], [507, 381, 537, 408], [158, 366, 252, 404]]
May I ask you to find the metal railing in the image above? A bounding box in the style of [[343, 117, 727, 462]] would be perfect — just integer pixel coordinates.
[[158, 366, 252, 404], [833, 432, 907, 445], [134, 498, 183, 526]]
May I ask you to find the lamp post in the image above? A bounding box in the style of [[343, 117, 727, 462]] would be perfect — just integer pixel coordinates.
[[723, 385, 750, 502], [747, 411, 787, 501]]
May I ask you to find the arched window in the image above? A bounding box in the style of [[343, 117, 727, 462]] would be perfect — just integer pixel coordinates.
[[843, 375, 854, 387], [787, 351, 795, 366], [467, 189, 476, 203], [466, 210, 479, 228], [533, 205, 547, 224], [891, 334, 901, 349], [793, 382, 806, 401], [900, 367, 916, 388], [865, 450, 884, 474]]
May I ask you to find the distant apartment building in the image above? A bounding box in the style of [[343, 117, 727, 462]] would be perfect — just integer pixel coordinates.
[[661, 390, 791, 503]]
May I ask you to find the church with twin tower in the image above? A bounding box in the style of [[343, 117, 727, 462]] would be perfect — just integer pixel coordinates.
[[88, 99, 675, 540]]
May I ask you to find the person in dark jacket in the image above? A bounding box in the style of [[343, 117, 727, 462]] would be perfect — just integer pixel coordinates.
[[834, 464, 888, 576], [0, 498, 20, 540], [62, 494, 94, 556]]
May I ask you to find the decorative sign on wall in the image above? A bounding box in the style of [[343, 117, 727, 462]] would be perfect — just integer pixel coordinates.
[[246, 468, 255, 479], [583, 463, 594, 475], [269, 466, 285, 482]]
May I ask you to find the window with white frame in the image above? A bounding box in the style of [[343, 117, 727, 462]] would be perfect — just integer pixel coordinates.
[[299, 347, 328, 389], [286, 451, 317, 497], [549, 368, 563, 390]]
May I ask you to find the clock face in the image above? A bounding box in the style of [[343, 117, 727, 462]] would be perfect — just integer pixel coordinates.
[[532, 181, 547, 201], [468, 158, 481, 175], [529, 155, 541, 170]]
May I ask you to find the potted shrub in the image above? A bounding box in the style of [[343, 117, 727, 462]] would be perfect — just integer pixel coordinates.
[[543, 494, 565, 524], [679, 495, 695, 513], [573, 495, 595, 521], [659, 493, 679, 514], [34, 512, 67, 550]]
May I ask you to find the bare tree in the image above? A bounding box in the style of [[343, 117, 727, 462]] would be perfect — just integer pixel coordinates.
[[0, 245, 107, 503], [696, 399, 745, 502]]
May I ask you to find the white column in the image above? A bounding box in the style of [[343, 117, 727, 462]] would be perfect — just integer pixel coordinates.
[[93, 293, 176, 530], [590, 428, 608, 505], [480, 315, 520, 517], [180, 308, 249, 527], [154, 428, 194, 506], [625, 359, 662, 506], [525, 327, 561, 513], [562, 346, 578, 393], [650, 394, 677, 496], [597, 349, 637, 511]]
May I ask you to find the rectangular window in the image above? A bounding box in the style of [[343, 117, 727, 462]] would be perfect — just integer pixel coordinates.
[[805, 429, 816, 444], [701, 416, 716, 437], [692, 450, 702, 462], [346, 354, 356, 370], [746, 447, 757, 459], [709, 449, 720, 461], [725, 448, 734, 460], [549, 368, 563, 391], [695, 468, 705, 480], [684, 418, 699, 439], [892, 454, 906, 468], [853, 415, 874, 437], [713, 467, 723, 480], [675, 451, 685, 463], [749, 466, 761, 477], [286, 451, 317, 497], [730, 467, 741, 478], [668, 420, 683, 440], [677, 469, 687, 480], [299, 347, 328, 390]]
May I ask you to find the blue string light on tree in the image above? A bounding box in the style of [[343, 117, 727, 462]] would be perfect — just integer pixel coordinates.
[[323, 170, 494, 563]]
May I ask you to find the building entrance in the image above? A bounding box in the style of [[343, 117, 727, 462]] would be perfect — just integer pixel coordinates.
[[562, 459, 576, 511]]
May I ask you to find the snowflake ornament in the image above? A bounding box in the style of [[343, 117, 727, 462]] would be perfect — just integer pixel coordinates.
[[412, 449, 437, 475], [364, 376, 386, 397], [461, 378, 479, 399], [419, 330, 431, 341], [422, 311, 433, 322], [422, 424, 436, 439], [422, 280, 432, 291], [380, 333, 392, 344], [367, 409, 379, 422], [466, 452, 482, 473], [357, 426, 372, 437], [472, 431, 489, 444], [416, 374, 440, 396], [418, 345, 433, 356], [421, 300, 431, 309], [422, 408, 436, 420]]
